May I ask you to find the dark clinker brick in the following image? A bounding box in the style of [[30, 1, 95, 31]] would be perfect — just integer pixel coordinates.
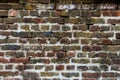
[[1, 45, 21, 50]]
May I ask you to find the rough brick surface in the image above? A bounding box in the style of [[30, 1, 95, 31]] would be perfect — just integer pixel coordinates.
[[0, 1, 120, 80]]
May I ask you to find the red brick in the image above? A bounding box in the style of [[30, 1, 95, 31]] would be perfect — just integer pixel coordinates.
[[10, 57, 29, 63], [56, 65, 64, 70], [47, 52, 56, 57], [0, 58, 8, 63]]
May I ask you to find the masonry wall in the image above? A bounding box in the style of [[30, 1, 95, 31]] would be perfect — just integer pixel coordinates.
[[0, 0, 120, 80]]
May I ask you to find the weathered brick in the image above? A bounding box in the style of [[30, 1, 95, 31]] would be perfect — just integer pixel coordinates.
[[45, 65, 54, 71], [41, 72, 59, 77], [20, 10, 29, 16], [112, 58, 120, 64], [41, 25, 49, 30], [40, 11, 50, 17], [53, 32, 72, 38], [0, 11, 8, 17], [94, 32, 114, 38], [107, 19, 120, 24], [25, 3, 35, 10], [0, 3, 11, 9], [46, 18, 64, 24], [62, 73, 79, 77], [74, 32, 93, 38], [66, 65, 75, 70], [56, 65, 64, 70], [0, 58, 8, 63], [89, 25, 100, 31], [60, 38, 70, 44], [0, 24, 9, 30], [116, 33, 120, 39], [35, 65, 44, 70], [85, 18, 105, 24], [51, 58, 69, 63], [30, 58, 50, 64], [5, 64, 13, 70], [4, 18, 23, 24], [65, 18, 84, 24], [31, 25, 39, 31], [0, 71, 19, 77], [63, 46, 81, 51], [111, 65, 120, 71], [30, 11, 39, 16], [100, 65, 108, 71], [102, 72, 120, 78], [73, 24, 88, 31], [1, 45, 21, 50], [22, 72, 39, 77], [62, 25, 70, 31], [72, 59, 90, 63], [56, 52, 66, 59], [51, 11, 60, 17], [51, 25, 60, 30], [10, 57, 29, 63], [60, 10, 70, 17], [0, 18, 2, 23], [11, 3, 24, 10], [70, 10, 80, 17], [77, 66, 88, 71], [8, 24, 18, 30], [16, 64, 34, 70], [6, 51, 25, 58], [82, 72, 101, 78]]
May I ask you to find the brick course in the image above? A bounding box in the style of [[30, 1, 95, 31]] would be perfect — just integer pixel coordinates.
[[0, 0, 120, 80]]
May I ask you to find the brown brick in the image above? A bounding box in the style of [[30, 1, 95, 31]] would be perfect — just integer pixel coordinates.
[[82, 72, 101, 78], [0, 11, 8, 17], [57, 52, 66, 59], [74, 32, 93, 38], [0, 52, 4, 56], [62, 72, 79, 77], [67, 52, 75, 58], [73, 24, 88, 31], [0, 71, 19, 77], [107, 19, 120, 24], [89, 25, 100, 31], [41, 72, 59, 77], [56, 65, 64, 70], [116, 33, 120, 39], [77, 66, 88, 71], [47, 52, 56, 57], [0, 24, 9, 30], [25, 3, 35, 10], [112, 58, 120, 64], [0, 3, 12, 10], [10, 57, 29, 63], [60, 38, 70, 44], [4, 18, 23, 24], [102, 72, 120, 77], [45, 65, 54, 71], [66, 65, 75, 70], [94, 32, 114, 38]]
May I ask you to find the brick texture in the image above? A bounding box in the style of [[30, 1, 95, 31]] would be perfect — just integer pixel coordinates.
[[0, 1, 120, 80]]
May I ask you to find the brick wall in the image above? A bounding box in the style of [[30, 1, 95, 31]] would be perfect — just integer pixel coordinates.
[[0, 0, 120, 80]]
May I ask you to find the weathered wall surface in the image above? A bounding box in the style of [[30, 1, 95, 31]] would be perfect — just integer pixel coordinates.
[[0, 0, 120, 80]]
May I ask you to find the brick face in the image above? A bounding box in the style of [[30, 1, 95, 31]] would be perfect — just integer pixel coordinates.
[[0, 1, 119, 80]]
